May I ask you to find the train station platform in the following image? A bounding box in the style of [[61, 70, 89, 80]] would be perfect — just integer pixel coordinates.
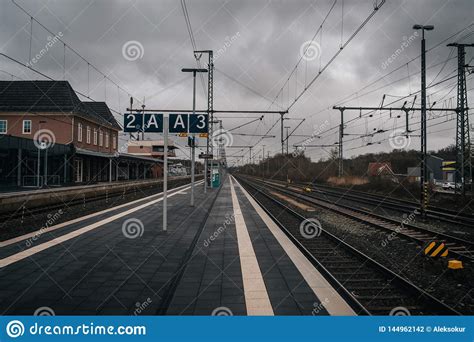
[[0, 174, 354, 316]]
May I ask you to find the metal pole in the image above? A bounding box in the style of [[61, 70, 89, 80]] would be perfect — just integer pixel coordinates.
[[141, 104, 145, 141], [280, 112, 284, 154], [163, 115, 168, 231], [44, 148, 48, 186], [339, 109, 344, 177], [204, 143, 207, 194], [37, 148, 40, 188], [191, 71, 196, 207], [420, 31, 427, 217]]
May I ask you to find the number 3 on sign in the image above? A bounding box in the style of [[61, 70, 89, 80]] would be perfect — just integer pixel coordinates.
[[189, 114, 208, 133]]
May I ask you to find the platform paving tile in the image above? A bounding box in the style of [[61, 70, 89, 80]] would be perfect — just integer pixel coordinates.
[[233, 184, 327, 316], [168, 178, 246, 316], [0, 182, 198, 260], [0, 187, 218, 315]]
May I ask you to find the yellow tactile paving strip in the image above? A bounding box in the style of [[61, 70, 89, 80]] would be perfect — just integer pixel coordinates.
[[233, 176, 356, 316], [229, 177, 274, 316]]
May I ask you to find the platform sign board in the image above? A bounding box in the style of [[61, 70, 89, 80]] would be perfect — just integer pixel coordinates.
[[199, 153, 213, 159], [124, 113, 163, 133], [124, 113, 208, 134], [144, 114, 163, 132], [169, 114, 189, 133], [189, 114, 208, 133]]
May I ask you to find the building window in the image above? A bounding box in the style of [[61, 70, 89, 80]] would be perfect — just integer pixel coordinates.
[[0, 120, 7, 134], [99, 130, 103, 146], [112, 134, 116, 149], [78, 123, 83, 142], [93, 129, 98, 145], [105, 132, 109, 148], [22, 120, 32, 134], [86, 126, 91, 144]]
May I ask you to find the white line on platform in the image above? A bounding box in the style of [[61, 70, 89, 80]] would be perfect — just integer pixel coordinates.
[[229, 177, 274, 316], [232, 176, 356, 316], [0, 181, 203, 248], [0, 182, 201, 269]]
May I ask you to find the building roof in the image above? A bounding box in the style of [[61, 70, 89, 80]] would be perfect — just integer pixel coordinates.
[[0, 80, 120, 130], [82, 102, 121, 130]]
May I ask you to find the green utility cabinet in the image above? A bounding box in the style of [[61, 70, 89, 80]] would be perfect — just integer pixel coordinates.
[[211, 169, 220, 188]]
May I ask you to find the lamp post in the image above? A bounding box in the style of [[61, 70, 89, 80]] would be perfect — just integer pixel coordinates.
[[413, 24, 434, 218], [182, 67, 208, 206]]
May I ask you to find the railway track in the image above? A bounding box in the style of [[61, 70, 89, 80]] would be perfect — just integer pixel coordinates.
[[241, 176, 473, 263], [255, 177, 474, 227], [0, 177, 198, 223], [236, 176, 461, 315]]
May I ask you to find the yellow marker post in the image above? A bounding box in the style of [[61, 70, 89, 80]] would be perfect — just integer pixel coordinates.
[[424, 241, 449, 258], [448, 260, 463, 269]]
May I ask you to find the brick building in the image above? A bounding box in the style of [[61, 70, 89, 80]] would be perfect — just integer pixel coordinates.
[[0, 80, 160, 189]]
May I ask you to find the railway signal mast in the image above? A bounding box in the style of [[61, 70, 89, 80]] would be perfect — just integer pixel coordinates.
[[447, 42, 474, 197]]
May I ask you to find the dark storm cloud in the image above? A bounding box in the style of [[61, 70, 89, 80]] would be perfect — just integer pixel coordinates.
[[0, 0, 472, 161]]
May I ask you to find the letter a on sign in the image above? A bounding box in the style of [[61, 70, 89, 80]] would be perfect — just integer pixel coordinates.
[[144, 114, 163, 132], [169, 114, 189, 133]]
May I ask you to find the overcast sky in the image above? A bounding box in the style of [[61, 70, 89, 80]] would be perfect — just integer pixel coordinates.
[[1, 0, 473, 164]]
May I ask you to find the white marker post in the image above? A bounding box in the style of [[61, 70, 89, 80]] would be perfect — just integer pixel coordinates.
[[181, 67, 207, 206], [163, 115, 168, 231]]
